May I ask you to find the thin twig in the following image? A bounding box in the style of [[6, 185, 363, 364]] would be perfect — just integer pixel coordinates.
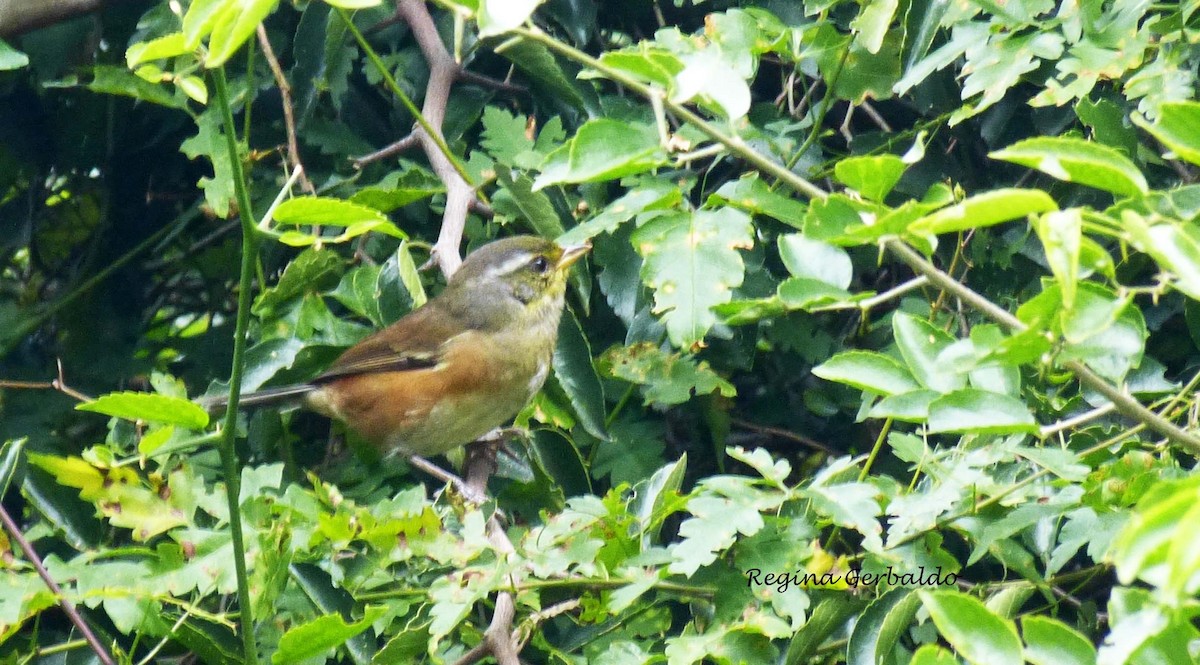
[[0, 504, 115, 665], [256, 25, 315, 194], [730, 418, 838, 454], [352, 133, 420, 169]]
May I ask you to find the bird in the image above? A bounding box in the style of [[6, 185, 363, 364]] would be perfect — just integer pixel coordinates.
[[205, 235, 590, 468]]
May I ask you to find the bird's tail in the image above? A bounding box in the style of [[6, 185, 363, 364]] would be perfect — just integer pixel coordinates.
[[201, 384, 316, 413]]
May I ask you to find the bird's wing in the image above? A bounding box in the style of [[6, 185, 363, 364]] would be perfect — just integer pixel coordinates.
[[311, 305, 461, 383]]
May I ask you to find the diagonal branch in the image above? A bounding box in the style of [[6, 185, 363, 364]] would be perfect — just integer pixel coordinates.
[[0, 503, 115, 665]]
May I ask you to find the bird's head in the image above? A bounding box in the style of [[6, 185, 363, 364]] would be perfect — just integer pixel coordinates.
[[443, 235, 590, 332]]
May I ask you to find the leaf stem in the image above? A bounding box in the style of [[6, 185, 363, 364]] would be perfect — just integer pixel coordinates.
[[210, 66, 261, 665]]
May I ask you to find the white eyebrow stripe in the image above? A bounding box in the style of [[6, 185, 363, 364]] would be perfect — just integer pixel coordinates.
[[484, 252, 534, 279]]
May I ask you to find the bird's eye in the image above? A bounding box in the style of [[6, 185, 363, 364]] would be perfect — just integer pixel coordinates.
[[530, 256, 551, 273]]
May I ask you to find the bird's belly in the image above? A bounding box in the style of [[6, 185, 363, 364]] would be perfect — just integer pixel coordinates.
[[315, 349, 550, 458]]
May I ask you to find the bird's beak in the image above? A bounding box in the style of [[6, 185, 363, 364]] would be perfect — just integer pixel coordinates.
[[556, 241, 591, 271]]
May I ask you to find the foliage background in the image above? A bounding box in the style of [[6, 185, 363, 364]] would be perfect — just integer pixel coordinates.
[[2, 0, 1200, 663]]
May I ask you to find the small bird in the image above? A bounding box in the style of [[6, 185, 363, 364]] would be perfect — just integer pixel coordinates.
[[207, 235, 589, 463]]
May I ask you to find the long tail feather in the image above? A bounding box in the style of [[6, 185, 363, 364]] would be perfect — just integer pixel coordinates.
[[201, 384, 315, 412]]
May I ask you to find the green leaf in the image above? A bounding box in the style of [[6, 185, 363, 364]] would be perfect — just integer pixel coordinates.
[[90, 65, 187, 109], [867, 390, 938, 422], [533, 119, 667, 189], [0, 39, 29, 70], [273, 606, 385, 663], [909, 189, 1058, 234], [926, 389, 1037, 435], [595, 46, 683, 88], [1021, 616, 1096, 665], [179, 108, 234, 215], [606, 343, 735, 407], [552, 309, 607, 440], [253, 248, 343, 315], [783, 597, 868, 665], [834, 155, 906, 202], [1135, 101, 1200, 166], [847, 588, 921, 665], [709, 174, 807, 227], [494, 170, 566, 239], [919, 590, 1023, 665], [200, 0, 281, 68], [1034, 210, 1082, 309], [812, 351, 921, 396], [0, 438, 25, 499], [779, 234, 852, 289], [776, 278, 852, 310], [478, 0, 543, 37], [991, 137, 1148, 197], [909, 644, 958, 665], [290, 563, 378, 665], [851, 0, 899, 55], [126, 33, 191, 68], [672, 50, 752, 120], [1121, 211, 1200, 300], [892, 312, 964, 393], [77, 392, 210, 429], [274, 196, 391, 228], [1109, 476, 1200, 602], [350, 167, 444, 213], [560, 181, 681, 245], [634, 208, 754, 348]]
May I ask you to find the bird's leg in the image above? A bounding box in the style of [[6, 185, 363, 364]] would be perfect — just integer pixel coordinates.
[[407, 455, 488, 504], [478, 427, 525, 464]]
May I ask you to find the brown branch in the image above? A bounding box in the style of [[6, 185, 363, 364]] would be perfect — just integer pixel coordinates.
[[458, 69, 528, 95], [395, 0, 474, 277], [730, 417, 838, 455], [352, 133, 420, 169], [0, 504, 115, 665], [256, 24, 315, 194]]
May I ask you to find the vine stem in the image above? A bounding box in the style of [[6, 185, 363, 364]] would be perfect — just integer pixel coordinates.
[[210, 67, 261, 665], [884, 239, 1200, 454], [509, 26, 827, 202]]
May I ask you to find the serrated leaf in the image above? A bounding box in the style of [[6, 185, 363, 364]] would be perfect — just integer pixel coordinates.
[[633, 208, 754, 348], [991, 137, 1147, 197], [709, 173, 807, 227], [77, 392, 209, 429], [606, 342, 734, 406]]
